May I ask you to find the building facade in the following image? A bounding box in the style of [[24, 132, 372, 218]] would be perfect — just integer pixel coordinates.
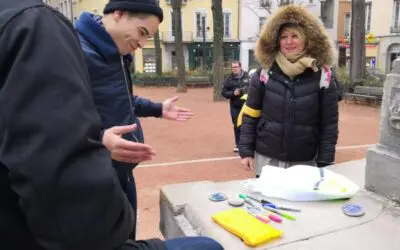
[[336, 0, 400, 73], [337, 0, 378, 70], [239, 0, 339, 71], [153, 0, 240, 72], [369, 0, 400, 73], [67, 0, 240, 73]]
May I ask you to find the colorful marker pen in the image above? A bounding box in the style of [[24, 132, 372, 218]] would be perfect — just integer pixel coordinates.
[[246, 209, 270, 224], [263, 204, 296, 221]]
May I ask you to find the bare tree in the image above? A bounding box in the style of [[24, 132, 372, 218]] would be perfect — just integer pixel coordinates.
[[212, 0, 224, 101], [172, 0, 187, 92], [154, 30, 162, 76], [350, 0, 366, 83]]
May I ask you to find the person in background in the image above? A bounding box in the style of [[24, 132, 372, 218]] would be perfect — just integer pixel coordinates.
[[221, 61, 250, 153]]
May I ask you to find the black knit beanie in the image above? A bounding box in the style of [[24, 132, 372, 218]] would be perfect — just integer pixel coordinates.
[[103, 0, 164, 23]]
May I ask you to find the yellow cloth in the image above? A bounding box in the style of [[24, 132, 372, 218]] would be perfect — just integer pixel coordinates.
[[212, 208, 283, 247], [275, 51, 318, 79], [237, 103, 260, 127]]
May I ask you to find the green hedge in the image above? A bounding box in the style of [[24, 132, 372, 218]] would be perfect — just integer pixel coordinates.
[[336, 67, 384, 93], [131, 71, 231, 86]]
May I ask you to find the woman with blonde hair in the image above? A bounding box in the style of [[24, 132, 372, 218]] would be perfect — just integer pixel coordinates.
[[238, 5, 339, 177]]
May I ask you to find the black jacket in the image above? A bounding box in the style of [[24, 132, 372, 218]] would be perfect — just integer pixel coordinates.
[[239, 63, 338, 165], [0, 1, 165, 250], [221, 72, 250, 109]]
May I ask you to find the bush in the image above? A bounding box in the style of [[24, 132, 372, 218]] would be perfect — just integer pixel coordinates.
[[131, 71, 215, 87], [335, 67, 384, 93], [336, 67, 354, 93], [131, 73, 177, 87], [364, 72, 384, 87]]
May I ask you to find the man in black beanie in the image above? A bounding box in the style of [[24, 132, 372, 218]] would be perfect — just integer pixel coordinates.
[[75, 0, 195, 242], [1, 0, 223, 250], [74, 0, 224, 249]]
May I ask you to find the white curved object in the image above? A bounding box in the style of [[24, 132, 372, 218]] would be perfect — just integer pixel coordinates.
[[247, 165, 360, 202]]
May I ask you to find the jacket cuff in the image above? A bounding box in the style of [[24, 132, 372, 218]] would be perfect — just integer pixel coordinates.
[[239, 148, 255, 158], [316, 161, 333, 168], [99, 129, 105, 143], [122, 239, 167, 250], [152, 102, 163, 118]]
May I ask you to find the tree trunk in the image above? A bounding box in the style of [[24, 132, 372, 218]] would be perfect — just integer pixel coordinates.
[[172, 0, 187, 92], [154, 29, 162, 76], [350, 0, 366, 84], [212, 0, 224, 101]]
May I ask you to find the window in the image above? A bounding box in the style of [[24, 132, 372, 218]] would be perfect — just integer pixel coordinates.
[[393, 0, 400, 30], [280, 0, 293, 6], [365, 2, 372, 32], [171, 11, 176, 37], [142, 49, 156, 73], [195, 12, 207, 38], [248, 50, 259, 69], [260, 0, 271, 8], [223, 12, 231, 38], [259, 17, 266, 31], [165, 0, 188, 4], [344, 13, 351, 36]]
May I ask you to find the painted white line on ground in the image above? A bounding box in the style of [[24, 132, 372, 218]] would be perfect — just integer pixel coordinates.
[[137, 144, 375, 168]]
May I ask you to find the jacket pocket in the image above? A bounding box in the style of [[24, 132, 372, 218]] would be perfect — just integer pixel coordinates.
[[257, 119, 271, 137], [257, 120, 266, 133]]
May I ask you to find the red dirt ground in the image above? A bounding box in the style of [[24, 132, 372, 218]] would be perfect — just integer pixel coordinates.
[[132, 86, 381, 239]]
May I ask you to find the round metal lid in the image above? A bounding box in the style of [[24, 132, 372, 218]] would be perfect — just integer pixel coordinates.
[[208, 193, 227, 202], [342, 203, 365, 217]]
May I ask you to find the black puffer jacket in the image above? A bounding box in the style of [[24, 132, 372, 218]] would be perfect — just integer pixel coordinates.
[[221, 72, 250, 109], [239, 5, 339, 166], [239, 63, 338, 164]]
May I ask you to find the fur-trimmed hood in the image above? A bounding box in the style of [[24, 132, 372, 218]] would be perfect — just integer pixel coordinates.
[[255, 5, 336, 69]]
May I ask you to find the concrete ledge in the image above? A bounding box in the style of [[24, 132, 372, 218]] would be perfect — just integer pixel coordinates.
[[366, 145, 400, 202], [160, 159, 400, 249]]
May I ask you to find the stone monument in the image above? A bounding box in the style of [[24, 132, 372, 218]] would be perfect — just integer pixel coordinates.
[[365, 58, 400, 202]]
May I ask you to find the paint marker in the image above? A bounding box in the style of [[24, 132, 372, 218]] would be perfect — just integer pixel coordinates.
[[246, 208, 270, 224], [241, 194, 301, 212], [245, 206, 283, 224], [239, 195, 283, 223], [263, 202, 302, 212], [263, 204, 296, 221]]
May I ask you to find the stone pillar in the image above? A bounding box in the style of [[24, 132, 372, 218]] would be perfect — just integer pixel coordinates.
[[365, 59, 400, 202]]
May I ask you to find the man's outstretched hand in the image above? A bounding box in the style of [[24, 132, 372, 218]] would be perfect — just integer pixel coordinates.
[[102, 124, 155, 163], [162, 96, 194, 122]]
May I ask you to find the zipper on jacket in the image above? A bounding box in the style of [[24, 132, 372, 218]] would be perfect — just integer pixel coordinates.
[[287, 83, 296, 161], [281, 78, 296, 160], [120, 56, 138, 143]]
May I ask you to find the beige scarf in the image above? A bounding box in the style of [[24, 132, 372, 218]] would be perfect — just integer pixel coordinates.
[[275, 51, 318, 79]]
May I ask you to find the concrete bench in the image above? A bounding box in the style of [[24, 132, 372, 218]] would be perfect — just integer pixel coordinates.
[[345, 86, 383, 105], [159, 160, 400, 249]]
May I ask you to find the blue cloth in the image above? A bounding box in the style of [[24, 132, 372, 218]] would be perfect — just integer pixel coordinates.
[[165, 237, 224, 250]]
